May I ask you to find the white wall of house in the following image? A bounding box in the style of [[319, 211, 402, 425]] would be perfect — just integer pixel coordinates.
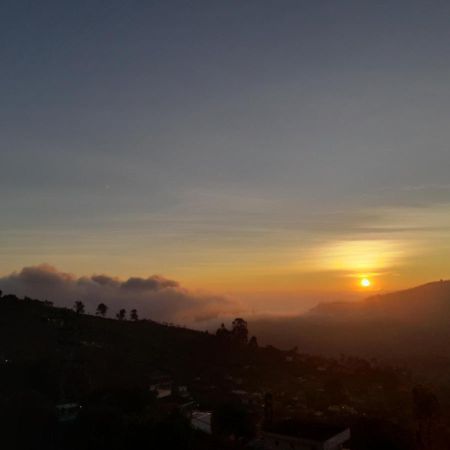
[[191, 411, 212, 434]]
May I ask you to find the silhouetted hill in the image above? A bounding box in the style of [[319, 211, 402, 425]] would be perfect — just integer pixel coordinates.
[[0, 295, 216, 396], [250, 281, 450, 362], [0, 294, 277, 448], [308, 280, 450, 324], [0, 294, 360, 401], [0, 296, 263, 449], [1, 293, 448, 450]]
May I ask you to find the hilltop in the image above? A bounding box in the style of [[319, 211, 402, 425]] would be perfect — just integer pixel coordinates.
[[308, 280, 450, 324], [250, 281, 450, 361]]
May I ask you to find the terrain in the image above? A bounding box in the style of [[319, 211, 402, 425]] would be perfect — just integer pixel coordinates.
[[251, 281, 450, 362], [0, 290, 449, 449]]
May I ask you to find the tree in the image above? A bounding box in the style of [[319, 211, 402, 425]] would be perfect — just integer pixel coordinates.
[[248, 336, 258, 350], [231, 318, 248, 344], [130, 309, 138, 321], [216, 323, 231, 340], [96, 303, 108, 317], [74, 300, 85, 314], [116, 309, 126, 320], [264, 393, 273, 426], [412, 385, 440, 449], [216, 323, 235, 347]]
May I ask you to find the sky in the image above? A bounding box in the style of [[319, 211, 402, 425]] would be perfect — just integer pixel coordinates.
[[1, 1, 450, 320]]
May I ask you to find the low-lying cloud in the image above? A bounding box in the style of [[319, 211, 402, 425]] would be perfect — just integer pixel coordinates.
[[0, 264, 239, 324]]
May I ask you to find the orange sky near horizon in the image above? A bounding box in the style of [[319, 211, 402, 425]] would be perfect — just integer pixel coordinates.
[[2, 202, 449, 316]]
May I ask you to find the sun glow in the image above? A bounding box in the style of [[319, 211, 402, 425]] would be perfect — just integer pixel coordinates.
[[318, 240, 404, 271], [360, 278, 371, 288]]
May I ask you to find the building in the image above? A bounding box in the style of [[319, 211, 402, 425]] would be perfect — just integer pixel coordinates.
[[149, 374, 173, 399], [260, 420, 350, 450], [56, 403, 82, 423], [191, 410, 212, 434], [175, 384, 190, 398], [149, 382, 172, 399]]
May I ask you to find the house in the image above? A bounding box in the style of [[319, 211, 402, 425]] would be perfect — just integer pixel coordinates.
[[178, 400, 197, 416], [260, 420, 350, 450], [191, 410, 212, 434], [175, 385, 190, 398], [149, 382, 172, 399], [149, 374, 173, 399], [56, 403, 82, 423]]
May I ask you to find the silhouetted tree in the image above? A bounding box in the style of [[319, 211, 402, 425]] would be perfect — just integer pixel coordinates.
[[130, 309, 138, 321], [0, 290, 2, 298], [412, 385, 440, 449], [216, 323, 231, 341], [96, 303, 108, 317], [74, 300, 85, 314], [116, 309, 126, 320], [264, 393, 273, 426], [248, 335, 258, 350], [231, 318, 248, 344]]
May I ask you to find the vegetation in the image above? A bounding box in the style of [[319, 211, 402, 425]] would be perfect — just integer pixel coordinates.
[[96, 303, 108, 317], [130, 308, 138, 321], [116, 308, 126, 321], [73, 300, 85, 315], [0, 292, 449, 449]]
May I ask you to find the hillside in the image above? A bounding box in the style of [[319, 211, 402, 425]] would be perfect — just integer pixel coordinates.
[[0, 294, 216, 392], [309, 280, 450, 324], [0, 293, 431, 450], [250, 281, 450, 361]]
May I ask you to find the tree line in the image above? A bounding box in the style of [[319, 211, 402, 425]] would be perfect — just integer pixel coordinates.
[[73, 300, 138, 321], [216, 317, 258, 348]]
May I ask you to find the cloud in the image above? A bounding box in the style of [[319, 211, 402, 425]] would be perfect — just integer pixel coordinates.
[[121, 276, 178, 291], [0, 264, 238, 324]]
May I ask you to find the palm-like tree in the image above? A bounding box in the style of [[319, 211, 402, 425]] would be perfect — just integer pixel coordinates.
[[116, 308, 126, 320], [130, 309, 138, 321], [74, 300, 85, 314], [96, 303, 108, 317]]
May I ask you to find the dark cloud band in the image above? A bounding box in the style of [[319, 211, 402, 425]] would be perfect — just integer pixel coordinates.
[[0, 264, 238, 324]]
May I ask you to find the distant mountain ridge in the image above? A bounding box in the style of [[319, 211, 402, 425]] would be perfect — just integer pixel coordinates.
[[250, 280, 450, 360], [308, 280, 450, 323]]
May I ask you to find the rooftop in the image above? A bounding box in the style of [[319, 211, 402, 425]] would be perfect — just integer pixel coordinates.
[[263, 420, 349, 442]]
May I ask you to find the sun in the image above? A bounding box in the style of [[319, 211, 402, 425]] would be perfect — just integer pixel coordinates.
[[360, 278, 371, 288]]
